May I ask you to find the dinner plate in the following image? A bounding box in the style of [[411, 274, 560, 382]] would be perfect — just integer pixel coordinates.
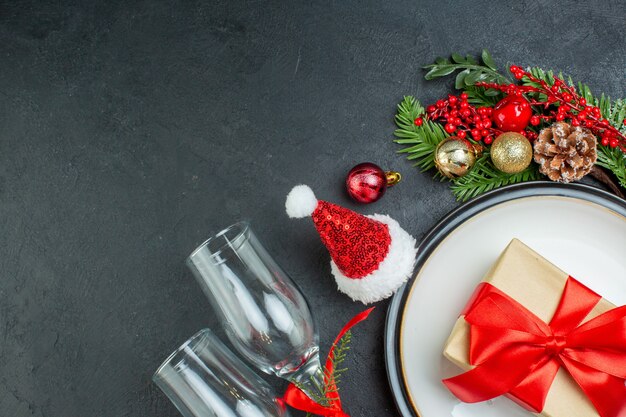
[[384, 182, 626, 417]]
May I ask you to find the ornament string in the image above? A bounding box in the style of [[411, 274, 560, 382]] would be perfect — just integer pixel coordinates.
[[281, 307, 375, 417]]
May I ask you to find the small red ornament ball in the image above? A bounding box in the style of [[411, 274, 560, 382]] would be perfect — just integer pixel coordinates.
[[346, 162, 398, 204], [492, 95, 532, 132]]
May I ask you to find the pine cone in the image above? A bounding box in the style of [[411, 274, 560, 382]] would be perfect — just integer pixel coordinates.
[[533, 122, 597, 183]]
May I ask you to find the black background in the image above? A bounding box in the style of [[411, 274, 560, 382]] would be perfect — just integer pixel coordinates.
[[0, 1, 624, 416]]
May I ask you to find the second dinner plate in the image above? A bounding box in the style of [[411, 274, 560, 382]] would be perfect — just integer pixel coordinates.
[[385, 182, 626, 417]]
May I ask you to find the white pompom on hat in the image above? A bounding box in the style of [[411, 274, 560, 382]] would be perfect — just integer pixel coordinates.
[[285, 184, 417, 304], [286, 185, 319, 218]]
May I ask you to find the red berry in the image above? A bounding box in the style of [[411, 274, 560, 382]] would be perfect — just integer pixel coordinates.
[[453, 118, 462, 126], [571, 119, 580, 127], [436, 100, 446, 108], [445, 123, 457, 133], [610, 139, 619, 148], [563, 93, 573, 102], [448, 95, 458, 105], [482, 118, 492, 128], [579, 98, 587, 106], [509, 65, 519, 73], [471, 129, 482, 139], [585, 120, 594, 127], [461, 109, 471, 118], [577, 111, 587, 120], [550, 85, 559, 93], [514, 72, 524, 80], [460, 92, 468, 100], [460, 101, 469, 109], [480, 129, 489, 137], [427, 105, 436, 113], [530, 115, 540, 126], [450, 109, 459, 117], [560, 104, 570, 113], [623, 118, 626, 126], [485, 108, 493, 116], [414, 118, 423, 126], [483, 136, 493, 145], [556, 113, 565, 121], [457, 130, 467, 139], [601, 137, 610, 146]]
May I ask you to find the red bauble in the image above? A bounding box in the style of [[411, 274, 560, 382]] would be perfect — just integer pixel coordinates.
[[492, 95, 532, 132], [345, 162, 400, 204]]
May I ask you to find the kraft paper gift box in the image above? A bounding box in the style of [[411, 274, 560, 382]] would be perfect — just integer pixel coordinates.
[[443, 238, 615, 417]]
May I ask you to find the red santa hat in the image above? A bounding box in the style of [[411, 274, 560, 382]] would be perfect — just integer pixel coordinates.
[[285, 184, 417, 304]]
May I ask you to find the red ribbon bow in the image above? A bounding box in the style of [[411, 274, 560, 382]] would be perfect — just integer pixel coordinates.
[[443, 277, 626, 417], [281, 307, 375, 417]]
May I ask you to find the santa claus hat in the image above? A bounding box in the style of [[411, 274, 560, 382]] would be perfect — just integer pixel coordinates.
[[285, 184, 417, 304]]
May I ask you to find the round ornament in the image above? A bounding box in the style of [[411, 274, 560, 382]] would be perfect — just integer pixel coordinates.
[[490, 132, 533, 174], [492, 95, 532, 132], [345, 162, 401, 204], [434, 137, 482, 179]]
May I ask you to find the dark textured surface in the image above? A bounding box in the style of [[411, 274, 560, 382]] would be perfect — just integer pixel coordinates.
[[0, 1, 624, 416]]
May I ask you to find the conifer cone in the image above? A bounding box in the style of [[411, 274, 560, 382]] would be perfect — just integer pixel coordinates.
[[533, 122, 597, 183]]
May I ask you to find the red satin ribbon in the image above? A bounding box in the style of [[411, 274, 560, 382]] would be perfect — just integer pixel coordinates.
[[282, 307, 375, 417], [443, 277, 626, 417]]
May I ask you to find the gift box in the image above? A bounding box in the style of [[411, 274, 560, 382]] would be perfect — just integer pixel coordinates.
[[442, 239, 624, 417]]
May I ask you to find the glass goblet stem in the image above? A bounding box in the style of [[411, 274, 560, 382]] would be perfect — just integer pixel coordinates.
[[283, 353, 326, 402]]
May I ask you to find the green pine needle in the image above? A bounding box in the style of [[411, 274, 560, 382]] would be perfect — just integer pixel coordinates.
[[597, 146, 626, 188], [394, 96, 448, 173], [464, 85, 503, 107], [450, 155, 542, 201]]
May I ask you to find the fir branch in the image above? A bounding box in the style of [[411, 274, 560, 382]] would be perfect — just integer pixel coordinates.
[[304, 331, 353, 417], [325, 331, 351, 392], [450, 154, 542, 202], [423, 49, 511, 87], [463, 85, 503, 107], [396, 62, 625, 201], [394, 96, 448, 173], [597, 146, 626, 188], [599, 98, 626, 133]]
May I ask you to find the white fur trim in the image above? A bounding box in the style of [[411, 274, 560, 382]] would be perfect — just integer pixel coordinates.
[[285, 185, 318, 218], [331, 214, 417, 304]]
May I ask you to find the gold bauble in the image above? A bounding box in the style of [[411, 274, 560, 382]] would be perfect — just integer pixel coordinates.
[[434, 137, 482, 179], [490, 132, 533, 174]]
